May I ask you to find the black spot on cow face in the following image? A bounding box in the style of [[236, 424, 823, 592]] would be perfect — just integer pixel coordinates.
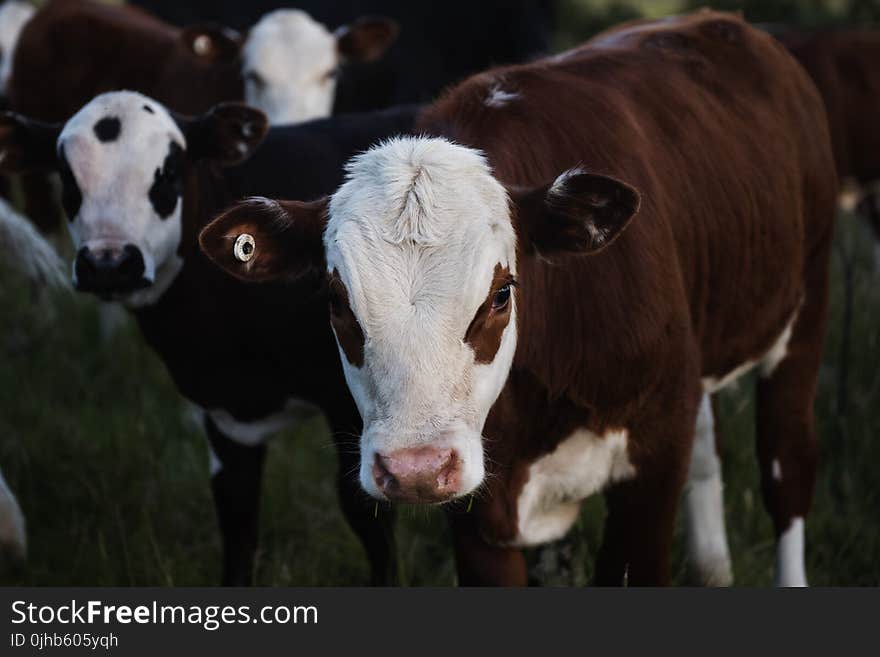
[[93, 116, 121, 142], [57, 146, 82, 221], [148, 141, 184, 219], [143, 105, 154, 114]]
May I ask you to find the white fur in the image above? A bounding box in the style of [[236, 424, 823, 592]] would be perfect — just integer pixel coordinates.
[[772, 458, 782, 482], [0, 0, 35, 93], [61, 91, 184, 307], [0, 197, 66, 288], [484, 82, 521, 108], [683, 394, 733, 585], [0, 466, 26, 562], [325, 137, 518, 499], [512, 429, 635, 547], [206, 398, 315, 447], [243, 10, 339, 124], [776, 516, 807, 587], [701, 304, 801, 392]]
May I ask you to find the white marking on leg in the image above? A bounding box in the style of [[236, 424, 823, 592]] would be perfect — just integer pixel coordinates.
[[775, 516, 807, 587], [0, 467, 26, 562], [772, 459, 782, 482], [683, 394, 733, 586]]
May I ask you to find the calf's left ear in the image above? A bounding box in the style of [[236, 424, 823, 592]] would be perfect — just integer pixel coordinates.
[[335, 16, 400, 62], [512, 169, 641, 256], [178, 102, 268, 166], [199, 196, 329, 283]]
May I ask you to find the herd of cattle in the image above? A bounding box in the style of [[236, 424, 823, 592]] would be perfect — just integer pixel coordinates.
[[0, 0, 876, 587]]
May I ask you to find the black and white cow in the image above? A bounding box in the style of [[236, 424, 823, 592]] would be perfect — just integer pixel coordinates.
[[0, 92, 419, 584]]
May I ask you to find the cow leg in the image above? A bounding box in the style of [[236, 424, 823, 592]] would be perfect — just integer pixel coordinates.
[[330, 416, 399, 585], [683, 393, 733, 585], [0, 467, 26, 566], [204, 415, 267, 586], [447, 510, 528, 586], [755, 246, 829, 587], [594, 468, 686, 586]]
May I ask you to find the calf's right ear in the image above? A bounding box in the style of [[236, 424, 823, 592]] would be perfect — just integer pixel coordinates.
[[199, 196, 329, 283], [0, 112, 61, 174]]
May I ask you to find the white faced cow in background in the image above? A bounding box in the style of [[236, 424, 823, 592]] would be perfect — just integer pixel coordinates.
[[243, 9, 399, 124], [0, 91, 419, 584], [202, 12, 837, 586], [5, 0, 398, 235]]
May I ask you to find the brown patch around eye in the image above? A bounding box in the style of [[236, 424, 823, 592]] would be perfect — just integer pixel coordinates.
[[329, 269, 365, 367], [464, 263, 514, 364]]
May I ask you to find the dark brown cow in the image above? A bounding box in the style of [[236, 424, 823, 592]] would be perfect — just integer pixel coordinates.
[[203, 11, 837, 586], [775, 29, 880, 256]]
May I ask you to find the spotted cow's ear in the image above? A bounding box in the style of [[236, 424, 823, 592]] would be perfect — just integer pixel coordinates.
[[511, 169, 641, 257], [199, 196, 329, 283], [181, 23, 243, 61], [335, 16, 400, 63], [177, 102, 268, 166], [0, 112, 61, 174]]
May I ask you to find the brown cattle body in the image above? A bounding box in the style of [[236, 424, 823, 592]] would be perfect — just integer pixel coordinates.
[[418, 11, 836, 584]]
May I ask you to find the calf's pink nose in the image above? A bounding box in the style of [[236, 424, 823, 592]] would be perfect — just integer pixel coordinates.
[[372, 447, 461, 503]]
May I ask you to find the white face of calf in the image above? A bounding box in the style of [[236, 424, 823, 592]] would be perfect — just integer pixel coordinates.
[[0, 91, 268, 307], [199, 136, 641, 504], [58, 92, 186, 305], [242, 10, 399, 125], [326, 139, 519, 502]]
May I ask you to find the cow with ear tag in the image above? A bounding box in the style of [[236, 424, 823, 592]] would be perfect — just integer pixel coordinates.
[[201, 11, 838, 587], [0, 90, 420, 585]]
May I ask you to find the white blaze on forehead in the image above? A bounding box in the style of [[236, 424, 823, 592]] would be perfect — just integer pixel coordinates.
[[325, 137, 517, 496], [243, 9, 338, 124]]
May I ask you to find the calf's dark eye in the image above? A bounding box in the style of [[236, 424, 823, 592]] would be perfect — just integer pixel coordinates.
[[492, 284, 511, 311]]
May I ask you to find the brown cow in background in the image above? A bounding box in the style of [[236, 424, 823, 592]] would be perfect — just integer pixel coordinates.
[[775, 28, 880, 263]]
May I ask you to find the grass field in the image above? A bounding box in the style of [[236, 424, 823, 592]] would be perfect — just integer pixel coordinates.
[[1, 0, 878, 587], [0, 206, 877, 587]]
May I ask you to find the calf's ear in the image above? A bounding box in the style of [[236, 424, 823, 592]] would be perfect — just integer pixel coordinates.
[[181, 23, 243, 61], [199, 196, 329, 283], [178, 102, 268, 166], [0, 112, 61, 174], [335, 16, 399, 62], [512, 169, 640, 257]]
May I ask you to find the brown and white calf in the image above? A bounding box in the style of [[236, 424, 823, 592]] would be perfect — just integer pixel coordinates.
[[202, 11, 837, 586], [0, 91, 419, 584]]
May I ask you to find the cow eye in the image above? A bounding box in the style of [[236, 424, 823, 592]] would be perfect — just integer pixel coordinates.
[[492, 284, 511, 311], [324, 68, 338, 81], [244, 71, 265, 89]]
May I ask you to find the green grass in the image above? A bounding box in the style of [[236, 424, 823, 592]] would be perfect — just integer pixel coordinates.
[[0, 208, 877, 587]]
